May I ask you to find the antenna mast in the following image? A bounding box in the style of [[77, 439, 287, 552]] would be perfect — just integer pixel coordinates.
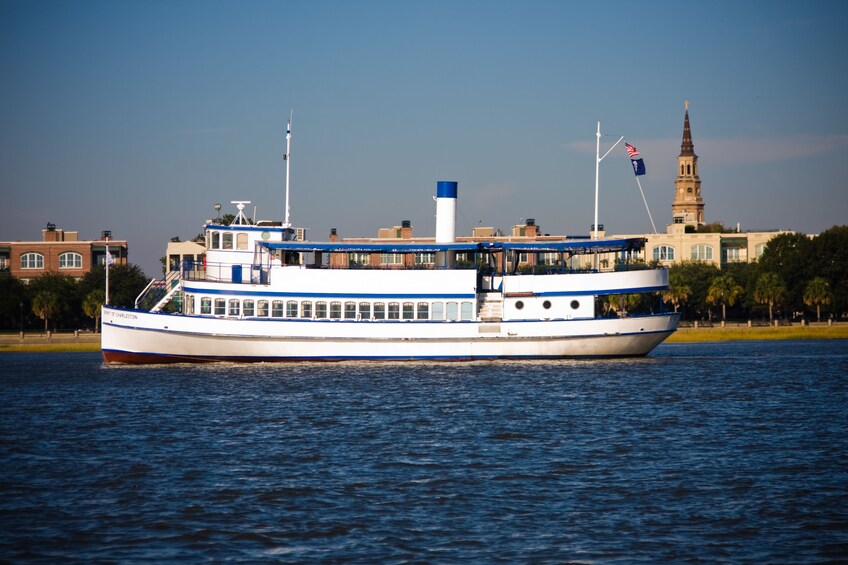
[[284, 111, 292, 229]]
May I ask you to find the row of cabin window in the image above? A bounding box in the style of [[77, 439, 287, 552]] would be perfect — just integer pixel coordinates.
[[208, 231, 250, 250], [185, 296, 475, 321]]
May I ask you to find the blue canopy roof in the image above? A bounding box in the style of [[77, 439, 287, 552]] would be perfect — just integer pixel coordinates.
[[257, 237, 645, 254]]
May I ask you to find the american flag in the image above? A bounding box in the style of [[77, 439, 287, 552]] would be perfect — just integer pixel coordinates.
[[625, 142, 640, 158]]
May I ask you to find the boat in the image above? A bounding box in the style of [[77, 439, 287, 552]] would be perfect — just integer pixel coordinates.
[[101, 126, 679, 363]]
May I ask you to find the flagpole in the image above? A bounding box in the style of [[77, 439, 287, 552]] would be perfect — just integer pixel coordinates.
[[635, 175, 657, 233], [105, 235, 110, 306], [594, 122, 601, 241], [283, 111, 292, 232]]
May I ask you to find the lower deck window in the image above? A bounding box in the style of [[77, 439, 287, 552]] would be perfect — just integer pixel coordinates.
[[286, 300, 298, 318], [432, 302, 444, 320], [417, 302, 429, 319], [272, 300, 284, 317], [243, 300, 255, 317], [228, 299, 240, 316], [201, 297, 212, 315], [315, 301, 327, 318], [329, 301, 342, 319], [301, 301, 312, 318], [344, 301, 357, 319], [388, 302, 400, 319], [359, 302, 371, 319], [214, 299, 226, 316], [374, 302, 385, 319], [257, 300, 269, 317], [446, 301, 458, 321]]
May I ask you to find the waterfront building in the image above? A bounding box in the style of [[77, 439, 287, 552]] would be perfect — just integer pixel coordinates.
[[0, 224, 128, 282]]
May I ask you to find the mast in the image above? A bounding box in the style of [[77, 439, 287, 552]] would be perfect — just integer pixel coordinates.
[[284, 111, 292, 230], [593, 122, 624, 240]]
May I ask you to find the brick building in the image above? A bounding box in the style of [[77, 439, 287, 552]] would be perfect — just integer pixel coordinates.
[[0, 224, 128, 282]]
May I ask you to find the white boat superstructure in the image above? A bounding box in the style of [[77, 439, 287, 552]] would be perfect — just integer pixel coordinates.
[[102, 180, 678, 363]]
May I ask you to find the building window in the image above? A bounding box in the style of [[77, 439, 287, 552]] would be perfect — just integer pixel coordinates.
[[21, 253, 44, 270], [652, 246, 675, 261], [754, 243, 767, 259], [691, 245, 714, 261], [539, 252, 559, 266], [243, 300, 255, 317], [0, 256, 7, 270], [349, 252, 370, 267], [59, 252, 82, 269], [723, 247, 741, 263], [200, 297, 212, 314], [380, 253, 403, 266], [414, 252, 435, 266]]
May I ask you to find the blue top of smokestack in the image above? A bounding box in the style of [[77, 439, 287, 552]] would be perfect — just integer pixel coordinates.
[[436, 181, 458, 199]]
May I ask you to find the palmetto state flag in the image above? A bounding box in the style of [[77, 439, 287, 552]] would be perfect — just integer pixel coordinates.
[[631, 158, 646, 176]]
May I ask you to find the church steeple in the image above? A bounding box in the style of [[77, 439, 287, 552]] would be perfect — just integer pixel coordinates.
[[672, 100, 704, 226]]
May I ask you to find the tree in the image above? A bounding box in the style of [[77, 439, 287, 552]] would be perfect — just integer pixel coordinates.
[[754, 272, 786, 322], [756, 233, 812, 314], [667, 261, 721, 320], [79, 264, 151, 309], [0, 276, 28, 330], [664, 269, 691, 313], [32, 291, 60, 332], [27, 273, 78, 329], [803, 277, 832, 323], [706, 274, 743, 322], [82, 289, 106, 332]]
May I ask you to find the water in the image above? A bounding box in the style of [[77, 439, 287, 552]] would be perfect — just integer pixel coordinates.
[[2, 341, 847, 563]]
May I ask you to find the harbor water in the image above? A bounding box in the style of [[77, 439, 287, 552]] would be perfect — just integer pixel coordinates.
[[2, 340, 847, 563]]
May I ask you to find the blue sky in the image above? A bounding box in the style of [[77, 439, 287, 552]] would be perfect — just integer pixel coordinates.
[[2, 0, 847, 277]]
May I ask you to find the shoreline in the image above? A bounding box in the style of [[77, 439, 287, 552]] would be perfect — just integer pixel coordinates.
[[1, 323, 846, 353]]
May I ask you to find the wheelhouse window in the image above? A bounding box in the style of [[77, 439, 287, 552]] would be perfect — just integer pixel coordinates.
[[222, 233, 233, 250], [272, 300, 284, 317], [236, 233, 248, 250], [21, 253, 44, 270], [59, 252, 82, 269], [209, 231, 220, 249], [691, 244, 714, 261], [652, 245, 675, 261]]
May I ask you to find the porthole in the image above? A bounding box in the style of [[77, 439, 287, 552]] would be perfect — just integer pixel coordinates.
[[515, 301, 524, 310], [570, 300, 580, 310], [261, 231, 270, 241], [542, 300, 552, 309]]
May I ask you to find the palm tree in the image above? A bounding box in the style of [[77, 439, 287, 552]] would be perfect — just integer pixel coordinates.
[[31, 291, 60, 332], [754, 272, 786, 323], [82, 289, 106, 333], [803, 277, 832, 323], [706, 275, 743, 322], [665, 271, 691, 313]]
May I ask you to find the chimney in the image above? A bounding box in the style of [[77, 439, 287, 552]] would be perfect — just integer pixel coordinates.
[[401, 220, 412, 239], [329, 228, 338, 242]]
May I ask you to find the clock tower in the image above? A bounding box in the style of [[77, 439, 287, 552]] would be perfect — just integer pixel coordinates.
[[672, 101, 704, 226]]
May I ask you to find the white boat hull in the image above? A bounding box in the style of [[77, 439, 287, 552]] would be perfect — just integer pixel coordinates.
[[102, 307, 678, 363]]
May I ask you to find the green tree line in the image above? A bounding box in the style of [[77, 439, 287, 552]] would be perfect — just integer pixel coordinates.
[[666, 226, 847, 322], [0, 264, 149, 332]]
